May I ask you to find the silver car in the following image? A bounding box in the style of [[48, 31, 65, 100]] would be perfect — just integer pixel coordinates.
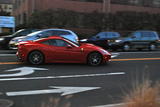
[[9, 29, 79, 49]]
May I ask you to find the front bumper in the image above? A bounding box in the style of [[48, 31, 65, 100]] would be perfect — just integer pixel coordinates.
[[103, 54, 111, 63]]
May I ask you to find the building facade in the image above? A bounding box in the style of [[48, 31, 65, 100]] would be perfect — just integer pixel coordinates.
[[0, 0, 13, 15], [13, 0, 160, 25]]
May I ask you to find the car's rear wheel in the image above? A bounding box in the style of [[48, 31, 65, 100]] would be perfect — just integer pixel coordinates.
[[148, 44, 156, 51], [87, 52, 103, 66], [28, 51, 44, 65]]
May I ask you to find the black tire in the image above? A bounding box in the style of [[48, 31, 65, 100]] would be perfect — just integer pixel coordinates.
[[148, 44, 156, 51], [87, 52, 103, 66], [123, 43, 130, 51], [28, 51, 44, 65]]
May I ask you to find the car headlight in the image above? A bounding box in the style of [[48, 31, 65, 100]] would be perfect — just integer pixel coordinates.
[[0, 38, 4, 41], [18, 39, 23, 42], [115, 40, 122, 42]]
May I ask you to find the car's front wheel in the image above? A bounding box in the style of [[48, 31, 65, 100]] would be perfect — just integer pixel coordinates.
[[28, 51, 44, 65], [87, 52, 103, 66]]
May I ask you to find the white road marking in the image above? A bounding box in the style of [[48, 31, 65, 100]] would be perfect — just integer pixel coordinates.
[[0, 67, 48, 77], [0, 72, 125, 81], [118, 51, 160, 54], [0, 54, 15, 56], [6, 86, 101, 96]]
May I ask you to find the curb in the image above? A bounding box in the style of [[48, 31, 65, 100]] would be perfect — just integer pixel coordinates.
[[92, 103, 125, 107]]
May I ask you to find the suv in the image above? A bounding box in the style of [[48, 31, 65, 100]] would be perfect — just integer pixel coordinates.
[[80, 32, 120, 49], [110, 31, 160, 51], [9, 29, 79, 49]]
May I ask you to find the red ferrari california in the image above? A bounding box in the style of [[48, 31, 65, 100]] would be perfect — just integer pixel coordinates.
[[17, 36, 111, 66]]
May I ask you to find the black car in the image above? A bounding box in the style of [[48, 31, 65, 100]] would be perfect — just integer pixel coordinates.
[[110, 30, 160, 51], [80, 32, 121, 49], [0, 29, 39, 49]]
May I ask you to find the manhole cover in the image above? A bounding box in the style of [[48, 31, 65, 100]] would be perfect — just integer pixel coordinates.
[[0, 99, 13, 107]]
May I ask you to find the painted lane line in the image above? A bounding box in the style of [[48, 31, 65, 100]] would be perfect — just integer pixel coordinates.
[[0, 54, 15, 56], [117, 51, 160, 54], [0, 67, 48, 77], [0, 62, 21, 65], [6, 86, 101, 96], [112, 57, 160, 61], [0, 57, 160, 65], [0, 72, 125, 82]]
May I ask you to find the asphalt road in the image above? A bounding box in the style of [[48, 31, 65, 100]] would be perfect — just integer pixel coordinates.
[[0, 50, 160, 107]]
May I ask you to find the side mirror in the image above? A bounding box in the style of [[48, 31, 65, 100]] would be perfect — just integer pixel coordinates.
[[66, 44, 72, 48]]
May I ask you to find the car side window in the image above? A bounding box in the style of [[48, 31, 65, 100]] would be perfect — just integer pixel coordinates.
[[15, 30, 30, 37], [36, 31, 53, 38], [41, 40, 50, 45], [133, 32, 141, 38], [142, 32, 155, 38], [50, 39, 69, 47]]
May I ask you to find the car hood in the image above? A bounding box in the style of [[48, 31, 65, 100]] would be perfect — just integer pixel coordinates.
[[1, 35, 13, 38], [12, 36, 26, 41], [80, 43, 102, 49]]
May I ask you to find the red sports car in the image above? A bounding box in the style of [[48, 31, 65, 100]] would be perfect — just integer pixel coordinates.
[[17, 36, 111, 66]]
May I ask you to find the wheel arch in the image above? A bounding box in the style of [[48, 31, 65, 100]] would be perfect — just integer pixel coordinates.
[[27, 50, 45, 63], [86, 51, 103, 64]]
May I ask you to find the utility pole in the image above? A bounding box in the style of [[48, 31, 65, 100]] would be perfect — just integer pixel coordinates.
[[32, 0, 35, 13], [102, 0, 111, 31]]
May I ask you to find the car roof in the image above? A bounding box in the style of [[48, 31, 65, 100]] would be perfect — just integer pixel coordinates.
[[135, 30, 156, 32], [41, 28, 72, 32]]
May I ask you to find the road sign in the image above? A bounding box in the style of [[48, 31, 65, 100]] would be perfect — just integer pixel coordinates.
[[0, 16, 15, 28]]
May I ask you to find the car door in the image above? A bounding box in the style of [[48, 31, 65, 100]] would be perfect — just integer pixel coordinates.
[[130, 32, 142, 48], [49, 39, 83, 62]]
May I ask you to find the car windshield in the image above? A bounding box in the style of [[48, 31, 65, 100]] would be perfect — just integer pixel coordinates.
[[62, 37, 80, 46], [11, 29, 25, 37], [26, 31, 42, 37]]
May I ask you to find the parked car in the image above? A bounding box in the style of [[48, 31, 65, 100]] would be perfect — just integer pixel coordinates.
[[110, 30, 160, 51], [80, 32, 120, 49], [0, 29, 39, 49], [17, 36, 111, 66], [9, 29, 79, 49]]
